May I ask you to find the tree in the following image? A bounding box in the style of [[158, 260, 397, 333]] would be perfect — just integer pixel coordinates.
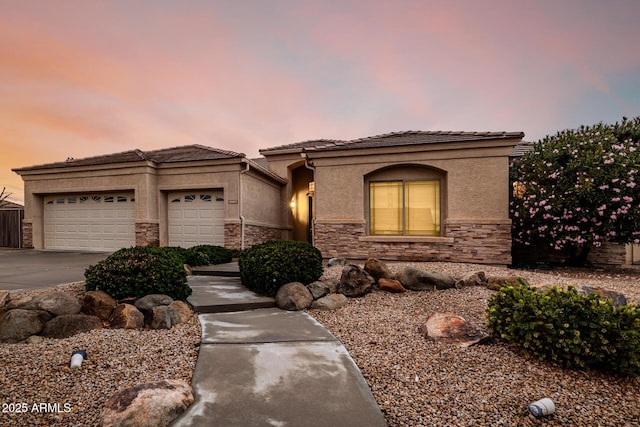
[[0, 187, 11, 208], [511, 117, 640, 266]]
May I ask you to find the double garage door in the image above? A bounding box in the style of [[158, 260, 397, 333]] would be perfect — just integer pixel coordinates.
[[44, 190, 225, 251], [44, 193, 136, 251]]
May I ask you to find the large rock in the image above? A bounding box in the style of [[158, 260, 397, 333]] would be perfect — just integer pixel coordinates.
[[0, 290, 9, 308], [109, 304, 144, 329], [310, 294, 349, 311], [21, 291, 82, 316], [101, 379, 194, 427], [306, 281, 330, 300], [364, 258, 392, 282], [418, 312, 489, 347], [82, 290, 117, 321], [337, 264, 374, 297], [378, 278, 406, 293], [168, 301, 192, 325], [135, 294, 174, 312], [581, 286, 628, 307], [146, 305, 171, 330], [327, 257, 347, 267], [396, 267, 455, 291], [275, 282, 313, 311], [5, 294, 33, 310], [42, 314, 102, 338], [0, 309, 51, 343], [454, 271, 487, 289]]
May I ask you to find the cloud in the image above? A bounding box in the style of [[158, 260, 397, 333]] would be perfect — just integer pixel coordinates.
[[1, 0, 639, 202]]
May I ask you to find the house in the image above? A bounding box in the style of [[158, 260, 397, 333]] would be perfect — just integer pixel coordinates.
[[13, 146, 285, 252], [262, 131, 523, 265], [0, 200, 24, 248], [13, 130, 524, 265]]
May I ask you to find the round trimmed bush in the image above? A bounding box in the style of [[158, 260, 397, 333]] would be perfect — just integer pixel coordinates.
[[238, 240, 323, 297], [85, 246, 191, 300]]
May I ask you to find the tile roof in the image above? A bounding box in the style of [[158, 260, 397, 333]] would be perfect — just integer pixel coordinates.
[[260, 130, 525, 154], [510, 141, 535, 157], [14, 145, 245, 171]]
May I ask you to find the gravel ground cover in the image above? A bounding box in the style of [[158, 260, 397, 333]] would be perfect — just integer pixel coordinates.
[[309, 262, 640, 427], [0, 283, 201, 427], [1, 263, 639, 426]]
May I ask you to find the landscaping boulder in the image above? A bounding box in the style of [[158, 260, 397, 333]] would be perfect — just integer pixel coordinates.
[[485, 275, 524, 291], [307, 281, 331, 300], [109, 304, 144, 329], [146, 306, 172, 330], [310, 293, 349, 311], [581, 286, 628, 307], [337, 264, 374, 297], [275, 282, 314, 311], [378, 278, 406, 293], [168, 301, 192, 325], [0, 309, 51, 343], [327, 257, 347, 267], [82, 290, 117, 321], [418, 312, 489, 347], [5, 294, 33, 310], [364, 258, 392, 282], [100, 379, 194, 427], [0, 290, 9, 309], [42, 314, 102, 338], [21, 291, 82, 316], [454, 271, 487, 288], [135, 294, 174, 312], [396, 267, 455, 291]]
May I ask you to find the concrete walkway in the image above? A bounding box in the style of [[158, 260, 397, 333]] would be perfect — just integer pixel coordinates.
[[172, 263, 386, 427]]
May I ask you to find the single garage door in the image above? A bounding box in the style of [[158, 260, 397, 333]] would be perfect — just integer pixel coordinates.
[[44, 193, 135, 251], [168, 191, 225, 247]]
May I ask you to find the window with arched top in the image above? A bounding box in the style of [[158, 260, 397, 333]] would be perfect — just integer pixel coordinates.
[[365, 165, 445, 236]]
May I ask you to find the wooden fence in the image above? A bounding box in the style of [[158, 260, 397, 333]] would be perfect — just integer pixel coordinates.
[[0, 209, 23, 248]]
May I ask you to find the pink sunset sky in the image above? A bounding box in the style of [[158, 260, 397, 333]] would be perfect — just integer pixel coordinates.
[[1, 0, 639, 204]]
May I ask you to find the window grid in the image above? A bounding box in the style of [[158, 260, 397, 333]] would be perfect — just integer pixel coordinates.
[[370, 180, 440, 236]]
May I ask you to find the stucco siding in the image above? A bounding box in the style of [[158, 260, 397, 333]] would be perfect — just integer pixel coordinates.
[[242, 172, 282, 227]]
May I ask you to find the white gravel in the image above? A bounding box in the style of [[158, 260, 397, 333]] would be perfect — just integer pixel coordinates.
[[309, 262, 640, 426]]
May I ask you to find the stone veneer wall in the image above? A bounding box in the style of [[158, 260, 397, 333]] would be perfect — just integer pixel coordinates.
[[22, 221, 33, 249], [224, 223, 241, 250], [225, 223, 283, 250], [313, 222, 512, 265], [588, 242, 627, 266], [135, 222, 160, 247], [513, 241, 627, 267]]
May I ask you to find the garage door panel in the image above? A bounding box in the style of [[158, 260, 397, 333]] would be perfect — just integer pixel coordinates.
[[44, 193, 135, 251], [168, 191, 224, 248]]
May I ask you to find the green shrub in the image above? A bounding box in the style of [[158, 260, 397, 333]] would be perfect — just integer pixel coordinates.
[[85, 246, 191, 300], [188, 245, 233, 265], [163, 245, 233, 267], [487, 284, 640, 377], [238, 240, 323, 297]]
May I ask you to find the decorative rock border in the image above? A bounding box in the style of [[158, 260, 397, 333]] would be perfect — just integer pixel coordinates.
[[0, 289, 194, 343]]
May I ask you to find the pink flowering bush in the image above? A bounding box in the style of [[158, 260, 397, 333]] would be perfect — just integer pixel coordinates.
[[511, 117, 640, 265]]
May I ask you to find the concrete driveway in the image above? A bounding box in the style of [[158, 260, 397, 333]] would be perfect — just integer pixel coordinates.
[[0, 249, 110, 293]]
